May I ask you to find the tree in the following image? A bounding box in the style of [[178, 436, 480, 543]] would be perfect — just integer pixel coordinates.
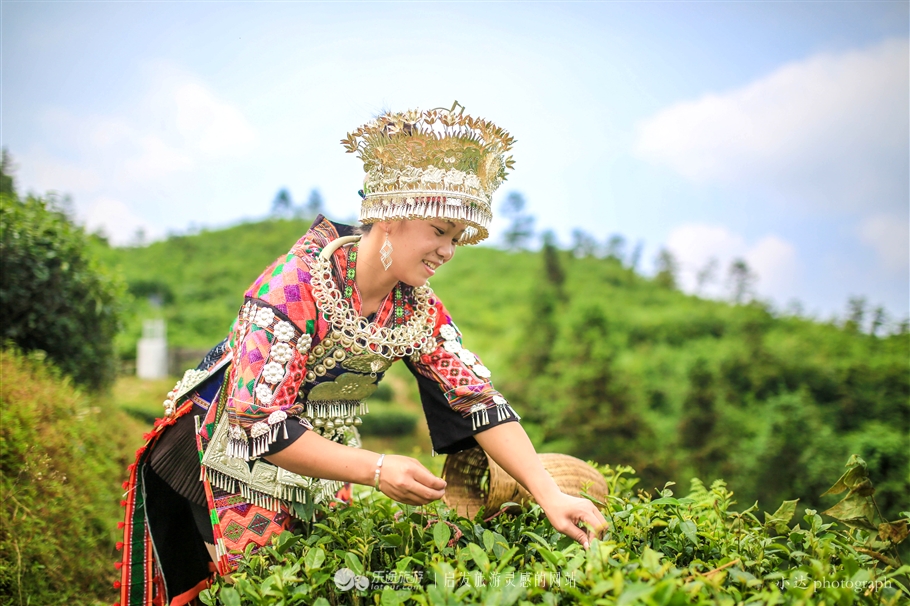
[[506, 230, 565, 426], [0, 148, 16, 195], [870, 306, 887, 337], [547, 306, 650, 468], [501, 191, 534, 250], [654, 248, 678, 289], [570, 229, 598, 258], [1, 193, 125, 389], [605, 234, 626, 263], [303, 188, 325, 218], [695, 257, 718, 295], [628, 240, 643, 272], [727, 258, 756, 304], [678, 358, 722, 479], [271, 188, 293, 217], [845, 296, 867, 332], [130, 227, 147, 247], [541, 230, 566, 299], [785, 299, 805, 317]]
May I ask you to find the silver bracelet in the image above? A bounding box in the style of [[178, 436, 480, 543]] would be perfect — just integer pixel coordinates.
[[373, 454, 386, 490]]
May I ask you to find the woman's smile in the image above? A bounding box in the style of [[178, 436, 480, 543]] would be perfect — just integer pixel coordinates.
[[422, 258, 441, 275]]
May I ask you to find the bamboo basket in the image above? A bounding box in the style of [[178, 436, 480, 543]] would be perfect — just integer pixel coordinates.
[[441, 446, 608, 519]]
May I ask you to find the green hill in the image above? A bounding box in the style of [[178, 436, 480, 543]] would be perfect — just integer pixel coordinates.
[[97, 217, 909, 521]]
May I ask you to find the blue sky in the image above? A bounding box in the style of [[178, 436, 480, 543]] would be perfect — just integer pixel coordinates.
[[3, 1, 908, 323]]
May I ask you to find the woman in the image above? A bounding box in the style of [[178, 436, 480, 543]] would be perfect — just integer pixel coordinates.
[[116, 103, 607, 606]]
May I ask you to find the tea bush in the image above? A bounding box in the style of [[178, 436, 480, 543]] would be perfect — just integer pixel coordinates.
[[202, 462, 908, 605]]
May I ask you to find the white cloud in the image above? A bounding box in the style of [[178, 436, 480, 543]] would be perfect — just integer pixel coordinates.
[[87, 116, 135, 148], [174, 82, 258, 156], [15, 66, 261, 240], [635, 38, 909, 214], [18, 146, 103, 195], [745, 235, 799, 296], [859, 213, 910, 272], [121, 134, 195, 182], [666, 224, 746, 272], [666, 223, 799, 302]]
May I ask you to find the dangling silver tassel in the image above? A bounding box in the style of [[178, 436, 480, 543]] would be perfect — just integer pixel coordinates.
[[470, 404, 490, 431], [494, 397, 512, 422]]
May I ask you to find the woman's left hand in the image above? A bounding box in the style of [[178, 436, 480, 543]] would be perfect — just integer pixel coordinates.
[[538, 492, 609, 549]]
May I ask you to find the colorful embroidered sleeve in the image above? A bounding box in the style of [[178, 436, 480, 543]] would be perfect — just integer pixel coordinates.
[[405, 299, 520, 454], [225, 252, 318, 460]]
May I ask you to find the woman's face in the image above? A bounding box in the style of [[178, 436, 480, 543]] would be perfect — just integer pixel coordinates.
[[385, 219, 466, 287]]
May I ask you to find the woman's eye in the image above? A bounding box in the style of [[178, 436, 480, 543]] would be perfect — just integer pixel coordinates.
[[434, 228, 445, 236]]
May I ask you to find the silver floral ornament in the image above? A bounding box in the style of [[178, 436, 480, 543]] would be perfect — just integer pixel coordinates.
[[268, 410, 288, 425], [241, 302, 253, 321], [473, 364, 491, 379], [270, 342, 294, 364], [255, 383, 274, 404], [443, 339, 463, 354], [458, 349, 476, 366], [296, 334, 313, 355], [274, 321, 295, 342], [254, 307, 276, 327], [443, 168, 465, 186], [250, 421, 270, 438], [262, 362, 286, 385], [439, 324, 458, 341]]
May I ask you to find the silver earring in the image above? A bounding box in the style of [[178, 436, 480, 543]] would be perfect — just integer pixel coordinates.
[[380, 233, 393, 271]]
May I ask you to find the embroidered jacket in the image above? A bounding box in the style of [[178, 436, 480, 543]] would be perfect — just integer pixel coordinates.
[[117, 216, 521, 603], [197, 215, 518, 465]]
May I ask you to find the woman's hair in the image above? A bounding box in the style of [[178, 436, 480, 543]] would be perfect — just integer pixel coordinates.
[[355, 223, 374, 236]]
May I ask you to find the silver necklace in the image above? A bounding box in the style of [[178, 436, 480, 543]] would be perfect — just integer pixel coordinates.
[[308, 235, 437, 359]]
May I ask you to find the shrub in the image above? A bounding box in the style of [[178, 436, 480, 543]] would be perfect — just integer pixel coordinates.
[[359, 410, 418, 437], [0, 193, 125, 390], [371, 382, 394, 402], [202, 462, 909, 605], [0, 348, 141, 604]]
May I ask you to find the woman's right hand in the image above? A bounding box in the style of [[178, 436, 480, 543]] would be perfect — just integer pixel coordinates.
[[377, 455, 446, 505]]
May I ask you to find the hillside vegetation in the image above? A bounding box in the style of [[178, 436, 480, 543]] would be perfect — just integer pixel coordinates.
[[4, 213, 907, 605], [98, 217, 909, 523], [0, 348, 145, 604]]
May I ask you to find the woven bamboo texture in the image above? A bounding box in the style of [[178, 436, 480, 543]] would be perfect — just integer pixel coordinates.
[[441, 447, 608, 519]]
